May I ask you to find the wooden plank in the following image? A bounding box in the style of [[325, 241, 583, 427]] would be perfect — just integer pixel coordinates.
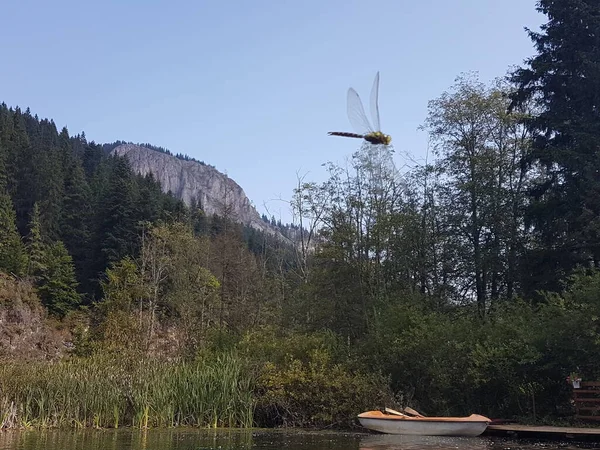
[[384, 407, 408, 417], [576, 415, 600, 421], [488, 424, 600, 434], [572, 382, 600, 423], [486, 423, 600, 441]]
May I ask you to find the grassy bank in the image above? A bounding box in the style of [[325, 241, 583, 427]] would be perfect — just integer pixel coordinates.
[[0, 328, 395, 430], [0, 352, 254, 429]]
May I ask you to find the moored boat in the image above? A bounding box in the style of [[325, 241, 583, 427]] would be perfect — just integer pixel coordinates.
[[357, 410, 491, 436]]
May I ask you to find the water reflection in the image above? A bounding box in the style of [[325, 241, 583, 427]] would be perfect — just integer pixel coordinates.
[[359, 434, 492, 450], [0, 429, 598, 450], [0, 429, 256, 450], [359, 434, 600, 450]]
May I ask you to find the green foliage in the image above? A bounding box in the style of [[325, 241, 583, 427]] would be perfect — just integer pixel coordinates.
[[97, 156, 138, 267], [242, 328, 394, 428], [360, 300, 479, 415], [0, 191, 25, 275], [467, 301, 546, 416], [0, 104, 190, 302], [36, 241, 81, 317], [23, 203, 81, 317], [423, 73, 533, 313], [535, 269, 600, 382], [60, 158, 92, 289], [94, 257, 146, 353], [511, 0, 600, 294], [4, 2, 600, 429], [356, 286, 600, 420], [256, 355, 392, 428], [25, 202, 46, 278], [238, 327, 346, 367]]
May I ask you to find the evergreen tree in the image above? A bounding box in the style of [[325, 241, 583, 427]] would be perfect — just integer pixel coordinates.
[[82, 141, 104, 178], [510, 0, 600, 293], [0, 105, 10, 191], [97, 156, 138, 267], [25, 202, 47, 279], [0, 106, 29, 198], [161, 193, 187, 223], [0, 104, 198, 304], [60, 155, 93, 293], [0, 191, 25, 275], [135, 172, 162, 225], [38, 146, 65, 241], [38, 241, 81, 316], [11, 108, 36, 234]]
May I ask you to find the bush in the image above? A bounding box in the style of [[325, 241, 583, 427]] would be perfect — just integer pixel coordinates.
[[241, 327, 394, 428]]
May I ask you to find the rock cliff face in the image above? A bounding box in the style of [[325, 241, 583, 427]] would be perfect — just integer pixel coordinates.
[[112, 144, 279, 236]]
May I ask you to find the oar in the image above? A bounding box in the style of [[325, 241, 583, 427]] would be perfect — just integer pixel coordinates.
[[403, 407, 425, 418], [384, 407, 409, 417]]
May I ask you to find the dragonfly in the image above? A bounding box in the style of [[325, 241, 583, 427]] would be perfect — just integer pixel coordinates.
[[328, 71, 392, 146]]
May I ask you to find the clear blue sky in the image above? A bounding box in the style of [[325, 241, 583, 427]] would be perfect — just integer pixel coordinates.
[[1, 0, 544, 223]]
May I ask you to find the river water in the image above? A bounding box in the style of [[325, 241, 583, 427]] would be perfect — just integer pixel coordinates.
[[0, 429, 598, 450]]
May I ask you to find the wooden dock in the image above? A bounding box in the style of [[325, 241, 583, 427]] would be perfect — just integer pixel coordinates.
[[485, 424, 600, 441], [484, 381, 600, 441]]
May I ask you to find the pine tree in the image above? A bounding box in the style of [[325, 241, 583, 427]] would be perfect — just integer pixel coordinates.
[[38, 241, 81, 316], [97, 156, 138, 267], [60, 155, 92, 293], [135, 172, 162, 225], [0, 191, 25, 275], [82, 141, 104, 177], [510, 0, 600, 293], [25, 202, 47, 279], [38, 136, 66, 241], [9, 108, 33, 233], [0, 105, 11, 191]]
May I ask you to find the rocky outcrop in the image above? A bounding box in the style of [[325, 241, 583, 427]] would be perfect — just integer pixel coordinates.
[[0, 274, 69, 361], [112, 144, 281, 237]]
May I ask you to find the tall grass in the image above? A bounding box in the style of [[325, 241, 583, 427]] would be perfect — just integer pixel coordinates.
[[0, 352, 254, 429]]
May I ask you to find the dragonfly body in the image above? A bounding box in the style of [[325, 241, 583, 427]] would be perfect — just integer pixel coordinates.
[[327, 131, 391, 145], [328, 72, 392, 146]]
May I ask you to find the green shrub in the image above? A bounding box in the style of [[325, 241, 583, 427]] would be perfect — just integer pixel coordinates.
[[243, 328, 394, 428]]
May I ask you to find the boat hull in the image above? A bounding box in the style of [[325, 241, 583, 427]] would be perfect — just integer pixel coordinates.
[[358, 411, 490, 436]]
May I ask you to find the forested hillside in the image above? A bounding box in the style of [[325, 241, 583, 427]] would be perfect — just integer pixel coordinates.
[[0, 0, 599, 430]]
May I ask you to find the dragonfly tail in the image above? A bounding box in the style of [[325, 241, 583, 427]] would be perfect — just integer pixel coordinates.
[[327, 132, 364, 139]]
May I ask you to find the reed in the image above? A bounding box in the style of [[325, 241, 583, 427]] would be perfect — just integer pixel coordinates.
[[0, 352, 255, 429]]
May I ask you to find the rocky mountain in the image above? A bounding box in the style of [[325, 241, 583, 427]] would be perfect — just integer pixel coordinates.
[[111, 144, 283, 238]]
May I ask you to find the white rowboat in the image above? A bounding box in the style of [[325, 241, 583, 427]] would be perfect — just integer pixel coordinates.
[[357, 410, 491, 436]]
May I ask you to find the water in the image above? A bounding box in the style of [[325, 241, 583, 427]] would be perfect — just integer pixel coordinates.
[[0, 429, 598, 450]]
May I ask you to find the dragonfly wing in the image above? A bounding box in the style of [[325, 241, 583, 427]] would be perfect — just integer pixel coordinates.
[[347, 87, 374, 135], [370, 71, 381, 132]]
